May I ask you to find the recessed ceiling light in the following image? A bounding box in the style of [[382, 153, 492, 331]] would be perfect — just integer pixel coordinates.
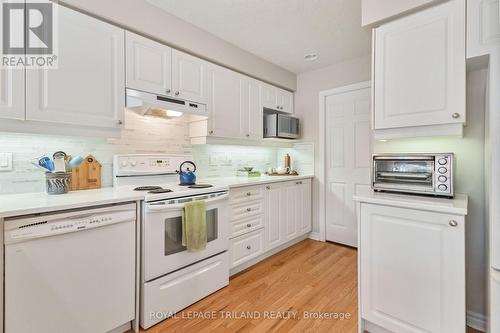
[[304, 53, 318, 61]]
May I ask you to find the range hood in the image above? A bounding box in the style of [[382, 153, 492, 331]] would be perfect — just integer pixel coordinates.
[[126, 88, 207, 118]]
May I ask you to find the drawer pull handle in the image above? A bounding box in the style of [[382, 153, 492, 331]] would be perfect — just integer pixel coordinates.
[[246, 192, 251, 196], [246, 245, 251, 250], [246, 208, 252, 212], [449, 220, 458, 227], [246, 223, 252, 228]]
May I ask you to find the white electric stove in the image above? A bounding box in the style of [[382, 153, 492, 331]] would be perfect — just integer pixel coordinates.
[[113, 154, 230, 329]]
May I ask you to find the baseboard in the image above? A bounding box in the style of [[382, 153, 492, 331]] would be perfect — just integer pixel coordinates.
[[467, 310, 487, 332], [308, 232, 322, 241]]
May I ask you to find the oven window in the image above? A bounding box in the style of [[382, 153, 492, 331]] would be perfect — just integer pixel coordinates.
[[375, 159, 434, 187], [164, 208, 218, 256]]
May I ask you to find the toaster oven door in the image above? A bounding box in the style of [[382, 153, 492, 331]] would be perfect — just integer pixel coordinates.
[[373, 156, 435, 193]]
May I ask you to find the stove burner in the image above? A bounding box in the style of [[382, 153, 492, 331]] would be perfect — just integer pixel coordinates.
[[188, 184, 214, 189], [134, 186, 162, 191], [148, 188, 173, 194]]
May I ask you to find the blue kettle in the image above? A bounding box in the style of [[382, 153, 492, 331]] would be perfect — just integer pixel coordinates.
[[179, 161, 197, 185]]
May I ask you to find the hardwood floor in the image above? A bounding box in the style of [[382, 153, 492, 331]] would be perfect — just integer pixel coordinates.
[[140, 240, 483, 333]]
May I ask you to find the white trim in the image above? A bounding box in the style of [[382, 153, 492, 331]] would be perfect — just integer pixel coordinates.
[[308, 232, 321, 241], [318, 81, 372, 243], [467, 310, 487, 332]]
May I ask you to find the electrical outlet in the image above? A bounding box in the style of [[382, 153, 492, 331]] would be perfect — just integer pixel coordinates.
[[0, 153, 13, 171]]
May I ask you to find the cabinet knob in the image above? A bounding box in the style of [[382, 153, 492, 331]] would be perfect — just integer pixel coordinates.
[[166, 89, 171, 94], [296, 181, 302, 185], [449, 220, 458, 227], [246, 134, 250, 137], [246, 192, 251, 196], [246, 223, 252, 228], [175, 91, 180, 96], [452, 113, 460, 119], [246, 207, 252, 212], [266, 186, 271, 190], [209, 130, 214, 135], [246, 245, 251, 250], [117, 120, 123, 125]]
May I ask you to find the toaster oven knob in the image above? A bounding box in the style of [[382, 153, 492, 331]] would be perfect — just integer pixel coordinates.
[[438, 158, 447, 165], [438, 167, 447, 174], [438, 184, 448, 191], [438, 175, 447, 182]]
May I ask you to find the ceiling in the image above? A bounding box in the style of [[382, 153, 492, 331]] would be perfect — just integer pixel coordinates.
[[146, 0, 372, 74]]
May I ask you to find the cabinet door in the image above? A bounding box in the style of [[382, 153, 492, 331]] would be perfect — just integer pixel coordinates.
[[26, 5, 125, 128], [277, 89, 294, 114], [261, 83, 278, 110], [172, 50, 207, 103], [207, 65, 244, 138], [467, 0, 500, 58], [360, 204, 465, 333], [240, 78, 262, 139], [373, 0, 466, 130], [284, 182, 299, 241], [126, 32, 172, 96], [298, 179, 312, 234], [264, 183, 285, 249]]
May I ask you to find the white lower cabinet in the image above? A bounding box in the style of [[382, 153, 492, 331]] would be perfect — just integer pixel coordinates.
[[358, 203, 465, 333], [228, 179, 312, 270]]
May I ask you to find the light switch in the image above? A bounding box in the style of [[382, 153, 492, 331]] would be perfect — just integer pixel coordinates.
[[0, 153, 13, 171]]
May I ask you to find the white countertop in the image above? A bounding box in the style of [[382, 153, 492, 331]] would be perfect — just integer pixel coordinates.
[[0, 175, 314, 218], [353, 191, 468, 216]]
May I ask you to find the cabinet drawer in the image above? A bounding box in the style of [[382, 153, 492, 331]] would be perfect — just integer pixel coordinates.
[[229, 185, 264, 204], [230, 200, 264, 221], [230, 229, 264, 268], [230, 215, 264, 238]]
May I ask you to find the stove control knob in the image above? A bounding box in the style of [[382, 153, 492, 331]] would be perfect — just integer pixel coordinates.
[[438, 167, 447, 174], [121, 160, 128, 167], [438, 184, 448, 191], [438, 175, 447, 182], [438, 158, 447, 165]]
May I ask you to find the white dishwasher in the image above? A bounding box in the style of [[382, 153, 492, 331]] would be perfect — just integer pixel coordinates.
[[4, 203, 137, 333]]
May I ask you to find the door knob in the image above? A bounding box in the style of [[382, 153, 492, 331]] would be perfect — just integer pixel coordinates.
[[449, 220, 458, 227], [452, 113, 460, 119]]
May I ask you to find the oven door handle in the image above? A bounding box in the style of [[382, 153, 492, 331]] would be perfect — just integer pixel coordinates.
[[146, 194, 229, 212]]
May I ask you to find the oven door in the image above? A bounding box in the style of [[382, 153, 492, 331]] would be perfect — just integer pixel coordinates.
[[143, 192, 229, 282], [373, 156, 435, 194]]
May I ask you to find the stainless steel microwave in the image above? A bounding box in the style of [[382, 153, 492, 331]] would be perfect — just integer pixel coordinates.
[[263, 113, 299, 139], [372, 153, 454, 197]]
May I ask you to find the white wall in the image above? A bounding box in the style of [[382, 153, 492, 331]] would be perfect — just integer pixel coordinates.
[[295, 54, 372, 234], [373, 69, 488, 320], [362, 0, 441, 26], [58, 0, 296, 90]]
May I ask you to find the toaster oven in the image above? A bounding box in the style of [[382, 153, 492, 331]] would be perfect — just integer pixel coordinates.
[[372, 153, 454, 197]]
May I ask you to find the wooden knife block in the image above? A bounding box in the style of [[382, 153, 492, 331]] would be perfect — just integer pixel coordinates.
[[70, 155, 102, 191]]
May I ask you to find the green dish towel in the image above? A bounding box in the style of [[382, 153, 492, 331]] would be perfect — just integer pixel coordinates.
[[181, 200, 207, 252]]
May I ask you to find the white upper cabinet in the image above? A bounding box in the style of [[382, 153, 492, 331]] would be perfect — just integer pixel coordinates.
[[26, 4, 125, 129], [172, 50, 208, 103], [126, 32, 172, 96], [467, 0, 500, 58], [261, 83, 294, 113], [373, 0, 466, 130], [0, 3, 24, 121], [359, 203, 465, 333], [207, 64, 244, 138], [240, 78, 262, 139]]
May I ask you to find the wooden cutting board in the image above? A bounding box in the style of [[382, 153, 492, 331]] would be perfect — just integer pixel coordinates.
[[70, 155, 102, 191]]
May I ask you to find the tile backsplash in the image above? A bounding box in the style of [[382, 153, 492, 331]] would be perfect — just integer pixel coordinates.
[[0, 110, 314, 194]]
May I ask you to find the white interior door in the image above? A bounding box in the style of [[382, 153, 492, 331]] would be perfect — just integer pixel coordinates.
[[324, 84, 372, 247]]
